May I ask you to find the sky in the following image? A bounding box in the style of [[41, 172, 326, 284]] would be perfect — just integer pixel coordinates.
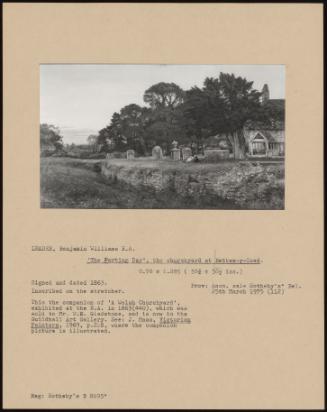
[[40, 64, 285, 144]]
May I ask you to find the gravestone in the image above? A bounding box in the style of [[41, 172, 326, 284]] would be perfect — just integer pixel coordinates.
[[152, 145, 164, 160], [181, 147, 192, 160], [126, 149, 135, 160], [171, 148, 181, 161]]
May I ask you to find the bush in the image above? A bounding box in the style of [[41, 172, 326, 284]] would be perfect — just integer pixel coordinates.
[[93, 163, 102, 173], [87, 153, 107, 159], [41, 149, 56, 157], [51, 150, 68, 158]]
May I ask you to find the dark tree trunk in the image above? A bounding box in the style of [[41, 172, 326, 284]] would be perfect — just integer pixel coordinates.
[[228, 129, 246, 160]]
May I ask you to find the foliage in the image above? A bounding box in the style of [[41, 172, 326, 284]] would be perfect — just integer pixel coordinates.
[[96, 73, 284, 158], [87, 134, 98, 152], [143, 82, 184, 109], [40, 124, 64, 151]]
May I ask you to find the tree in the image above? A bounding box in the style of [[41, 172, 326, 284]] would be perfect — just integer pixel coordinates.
[[262, 99, 285, 122], [97, 105, 150, 154], [120, 104, 146, 151], [181, 81, 225, 146], [143, 83, 185, 150], [181, 73, 262, 159], [217, 73, 262, 159], [97, 112, 124, 153], [40, 124, 63, 151], [97, 73, 272, 159], [143, 82, 184, 109], [87, 134, 98, 152]]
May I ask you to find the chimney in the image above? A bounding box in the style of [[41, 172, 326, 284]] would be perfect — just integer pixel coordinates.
[[261, 84, 270, 104]]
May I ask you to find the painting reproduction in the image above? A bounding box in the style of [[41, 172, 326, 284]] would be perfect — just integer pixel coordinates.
[[40, 64, 285, 209]]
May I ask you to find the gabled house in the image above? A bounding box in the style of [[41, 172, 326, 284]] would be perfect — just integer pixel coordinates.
[[244, 84, 285, 158], [244, 121, 285, 158]]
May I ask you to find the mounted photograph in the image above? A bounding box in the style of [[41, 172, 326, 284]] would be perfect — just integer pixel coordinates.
[[40, 64, 285, 209]]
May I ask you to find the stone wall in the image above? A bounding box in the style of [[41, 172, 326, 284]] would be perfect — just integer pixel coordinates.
[[101, 160, 284, 209]]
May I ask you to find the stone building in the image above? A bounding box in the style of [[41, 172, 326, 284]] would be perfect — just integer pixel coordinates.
[[244, 127, 285, 157], [244, 84, 285, 158]]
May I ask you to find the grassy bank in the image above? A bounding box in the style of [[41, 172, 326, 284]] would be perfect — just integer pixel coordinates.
[[102, 157, 284, 209], [40, 157, 241, 209]]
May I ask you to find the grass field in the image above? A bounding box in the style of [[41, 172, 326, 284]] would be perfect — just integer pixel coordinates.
[[40, 157, 239, 208], [40, 157, 283, 209]]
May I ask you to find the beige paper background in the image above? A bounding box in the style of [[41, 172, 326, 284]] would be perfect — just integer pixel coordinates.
[[3, 3, 324, 409]]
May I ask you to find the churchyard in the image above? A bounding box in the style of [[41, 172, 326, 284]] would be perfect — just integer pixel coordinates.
[[40, 70, 285, 209], [40, 154, 284, 209]]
